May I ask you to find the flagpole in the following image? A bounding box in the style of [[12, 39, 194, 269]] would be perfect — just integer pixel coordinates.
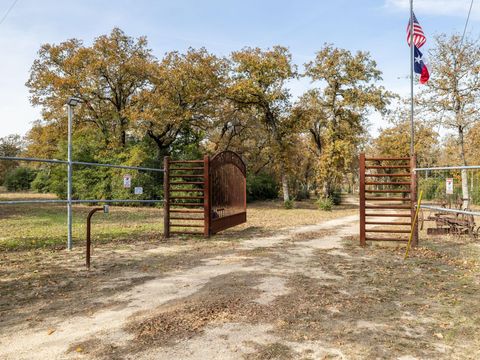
[[410, 0, 415, 156]]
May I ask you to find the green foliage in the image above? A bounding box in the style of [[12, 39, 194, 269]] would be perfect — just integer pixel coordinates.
[[316, 197, 333, 211], [31, 171, 51, 193], [3, 167, 36, 191], [419, 178, 444, 201], [247, 172, 279, 202], [330, 190, 342, 205], [283, 199, 294, 209]]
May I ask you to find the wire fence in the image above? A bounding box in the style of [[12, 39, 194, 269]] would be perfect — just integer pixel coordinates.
[[415, 165, 480, 216], [0, 155, 164, 249]]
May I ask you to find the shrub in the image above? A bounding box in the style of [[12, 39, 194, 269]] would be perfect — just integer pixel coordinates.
[[284, 199, 294, 209], [331, 190, 342, 205], [31, 170, 51, 193], [247, 172, 279, 202], [316, 197, 333, 211], [3, 167, 36, 191]]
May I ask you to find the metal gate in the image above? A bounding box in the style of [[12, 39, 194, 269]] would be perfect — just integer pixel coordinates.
[[359, 153, 418, 246], [163, 151, 247, 237]]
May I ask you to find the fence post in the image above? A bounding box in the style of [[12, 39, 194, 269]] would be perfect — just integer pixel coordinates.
[[203, 155, 210, 237], [359, 153, 366, 246], [67, 104, 73, 250], [163, 156, 170, 238], [410, 154, 419, 247]]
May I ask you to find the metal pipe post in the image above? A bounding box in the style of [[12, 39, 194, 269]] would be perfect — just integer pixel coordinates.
[[410, 0, 415, 156], [67, 104, 73, 250], [359, 153, 366, 246], [86, 207, 103, 269], [163, 156, 170, 238]]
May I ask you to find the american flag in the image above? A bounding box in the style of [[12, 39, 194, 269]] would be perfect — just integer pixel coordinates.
[[406, 12, 426, 48]]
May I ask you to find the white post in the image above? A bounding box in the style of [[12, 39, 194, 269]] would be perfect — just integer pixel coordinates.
[[67, 104, 73, 250]]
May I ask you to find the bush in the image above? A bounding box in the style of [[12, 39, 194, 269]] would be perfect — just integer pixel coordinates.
[[316, 197, 333, 211], [247, 172, 279, 202], [3, 167, 36, 191], [331, 190, 342, 205], [31, 170, 51, 193], [294, 186, 310, 201], [284, 199, 294, 209]]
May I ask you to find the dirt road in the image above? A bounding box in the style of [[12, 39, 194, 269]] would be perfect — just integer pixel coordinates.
[[1, 212, 479, 359]]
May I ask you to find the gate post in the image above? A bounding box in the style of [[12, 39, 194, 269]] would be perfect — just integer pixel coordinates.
[[410, 154, 418, 247], [359, 153, 366, 246], [163, 156, 170, 238], [203, 155, 211, 237]]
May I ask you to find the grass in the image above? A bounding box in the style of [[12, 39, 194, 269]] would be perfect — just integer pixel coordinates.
[[0, 193, 357, 251]]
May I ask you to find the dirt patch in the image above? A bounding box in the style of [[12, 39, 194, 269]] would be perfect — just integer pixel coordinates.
[[243, 342, 297, 360], [0, 239, 234, 330], [128, 272, 266, 348]]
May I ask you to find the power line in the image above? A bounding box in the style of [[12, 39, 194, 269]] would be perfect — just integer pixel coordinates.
[[460, 0, 474, 47], [0, 0, 19, 27]]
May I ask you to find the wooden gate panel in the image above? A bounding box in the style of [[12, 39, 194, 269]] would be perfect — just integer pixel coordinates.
[[164, 151, 247, 238], [359, 154, 417, 245], [208, 151, 247, 235]]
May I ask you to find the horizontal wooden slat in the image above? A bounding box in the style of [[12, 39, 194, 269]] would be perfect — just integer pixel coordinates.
[[366, 229, 411, 233], [170, 167, 204, 171], [365, 205, 411, 209], [170, 196, 204, 200], [365, 221, 412, 226], [170, 216, 205, 221], [170, 223, 204, 228], [170, 209, 204, 213], [366, 237, 408, 242], [365, 157, 410, 161], [170, 203, 204, 207], [365, 213, 411, 217], [170, 231, 204, 235], [169, 160, 204, 164], [365, 189, 411, 193], [169, 174, 204, 178], [170, 182, 204, 185], [365, 173, 411, 177], [365, 197, 411, 201], [169, 188, 204, 193], [366, 182, 411, 185], [365, 165, 410, 169]]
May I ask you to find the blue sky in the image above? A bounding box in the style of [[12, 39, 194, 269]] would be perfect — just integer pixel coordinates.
[[0, 0, 478, 137]]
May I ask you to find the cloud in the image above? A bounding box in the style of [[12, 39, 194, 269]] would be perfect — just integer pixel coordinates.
[[385, 0, 480, 18]]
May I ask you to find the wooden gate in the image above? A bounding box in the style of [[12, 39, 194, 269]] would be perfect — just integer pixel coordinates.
[[163, 151, 246, 238], [359, 153, 418, 246]]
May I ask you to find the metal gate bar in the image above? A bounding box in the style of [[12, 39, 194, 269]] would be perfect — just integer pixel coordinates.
[[359, 153, 418, 246]]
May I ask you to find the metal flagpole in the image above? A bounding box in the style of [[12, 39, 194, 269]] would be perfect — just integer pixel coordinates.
[[410, 0, 415, 156]]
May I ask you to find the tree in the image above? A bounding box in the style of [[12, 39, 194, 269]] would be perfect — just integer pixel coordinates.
[[130, 48, 227, 160], [373, 117, 439, 167], [227, 46, 298, 202], [297, 44, 393, 197], [0, 134, 24, 184], [419, 34, 480, 208], [26, 27, 154, 149]]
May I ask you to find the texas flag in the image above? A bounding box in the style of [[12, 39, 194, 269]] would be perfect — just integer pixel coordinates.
[[414, 46, 429, 84]]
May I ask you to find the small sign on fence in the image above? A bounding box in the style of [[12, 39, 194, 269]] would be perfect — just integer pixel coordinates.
[[134, 187, 143, 195], [123, 174, 132, 188], [446, 178, 454, 194]]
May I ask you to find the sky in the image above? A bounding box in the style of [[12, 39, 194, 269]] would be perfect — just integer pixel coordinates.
[[0, 0, 478, 138]]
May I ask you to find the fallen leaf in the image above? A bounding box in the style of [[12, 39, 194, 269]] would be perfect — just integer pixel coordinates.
[[47, 328, 56, 335]]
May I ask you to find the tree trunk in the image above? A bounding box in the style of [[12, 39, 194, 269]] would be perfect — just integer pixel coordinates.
[[458, 126, 469, 209], [280, 164, 290, 202]]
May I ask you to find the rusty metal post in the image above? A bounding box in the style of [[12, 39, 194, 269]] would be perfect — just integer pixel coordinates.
[[163, 156, 170, 239], [410, 154, 419, 247], [203, 155, 211, 237], [359, 153, 366, 246], [86, 207, 104, 269]]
